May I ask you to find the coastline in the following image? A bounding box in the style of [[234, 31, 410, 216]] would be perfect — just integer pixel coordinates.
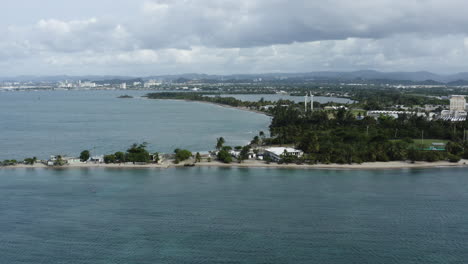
[[4, 159, 468, 170], [154, 98, 272, 116]]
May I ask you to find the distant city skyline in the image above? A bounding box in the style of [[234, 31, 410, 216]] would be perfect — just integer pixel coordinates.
[[2, 0, 468, 76]]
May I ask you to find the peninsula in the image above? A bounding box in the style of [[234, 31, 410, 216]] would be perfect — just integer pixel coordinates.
[[2, 90, 468, 170]]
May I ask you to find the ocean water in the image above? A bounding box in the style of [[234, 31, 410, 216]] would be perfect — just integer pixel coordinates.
[[0, 90, 271, 160], [0, 167, 467, 263]]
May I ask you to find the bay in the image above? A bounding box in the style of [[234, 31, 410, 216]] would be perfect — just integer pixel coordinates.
[[0, 90, 271, 160]]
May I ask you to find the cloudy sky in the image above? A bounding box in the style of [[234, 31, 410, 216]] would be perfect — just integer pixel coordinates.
[[1, 0, 468, 76]]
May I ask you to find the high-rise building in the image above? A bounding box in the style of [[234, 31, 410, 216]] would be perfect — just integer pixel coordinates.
[[450, 95, 466, 112]]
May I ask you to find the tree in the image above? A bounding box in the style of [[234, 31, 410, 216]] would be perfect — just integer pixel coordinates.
[[54, 155, 66, 166], [298, 132, 319, 153], [222, 146, 232, 152], [259, 131, 266, 140], [195, 152, 202, 163], [446, 142, 463, 156], [24, 157, 37, 165], [251, 136, 260, 145], [104, 154, 116, 164], [447, 153, 461, 163], [80, 150, 90, 162], [217, 149, 232, 163], [238, 146, 251, 163], [175, 149, 192, 162], [115, 152, 125, 163], [126, 143, 150, 163], [216, 137, 225, 150], [2, 160, 18, 166]]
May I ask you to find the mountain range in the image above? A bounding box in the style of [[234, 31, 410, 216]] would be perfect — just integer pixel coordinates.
[[4, 70, 468, 84]]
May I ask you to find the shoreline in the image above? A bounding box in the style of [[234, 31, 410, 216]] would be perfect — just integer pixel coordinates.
[[4, 159, 468, 170], [154, 98, 272, 116]]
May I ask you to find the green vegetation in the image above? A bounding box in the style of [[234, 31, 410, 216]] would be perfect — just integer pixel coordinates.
[[238, 146, 251, 163], [80, 150, 90, 162], [104, 154, 116, 164], [195, 152, 202, 163], [174, 149, 192, 163], [24, 157, 37, 165], [115, 152, 125, 162], [217, 148, 233, 163], [101, 143, 151, 164], [216, 137, 225, 150], [2, 160, 18, 166], [268, 106, 468, 164], [126, 143, 151, 163], [54, 155, 66, 166]]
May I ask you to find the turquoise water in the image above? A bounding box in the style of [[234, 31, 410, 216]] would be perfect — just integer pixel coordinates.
[[1, 167, 467, 263], [0, 90, 270, 160]]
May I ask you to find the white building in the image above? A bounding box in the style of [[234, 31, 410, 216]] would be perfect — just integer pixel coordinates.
[[450, 95, 466, 112], [63, 157, 82, 164], [144, 80, 162, 88], [80, 81, 96, 88], [442, 95, 468, 121], [441, 109, 467, 121], [264, 147, 303, 162], [367, 111, 426, 119], [229, 150, 256, 159], [90, 155, 104, 163], [120, 83, 127, 89]]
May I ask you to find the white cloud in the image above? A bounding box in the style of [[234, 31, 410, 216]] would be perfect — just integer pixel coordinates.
[[2, 0, 468, 75]]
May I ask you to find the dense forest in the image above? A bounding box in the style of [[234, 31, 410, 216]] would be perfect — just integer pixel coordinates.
[[268, 106, 468, 164]]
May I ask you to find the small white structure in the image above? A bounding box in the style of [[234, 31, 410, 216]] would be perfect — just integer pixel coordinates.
[[90, 155, 104, 163], [367, 110, 426, 119], [120, 83, 127, 89], [264, 147, 303, 162], [229, 150, 256, 159], [304, 92, 314, 111], [63, 157, 82, 164]]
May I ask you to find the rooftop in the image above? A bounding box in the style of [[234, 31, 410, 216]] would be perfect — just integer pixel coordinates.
[[265, 147, 302, 156]]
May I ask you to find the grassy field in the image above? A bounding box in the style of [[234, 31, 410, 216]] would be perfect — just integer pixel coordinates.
[[413, 139, 448, 146], [392, 139, 448, 150], [350, 109, 366, 116]]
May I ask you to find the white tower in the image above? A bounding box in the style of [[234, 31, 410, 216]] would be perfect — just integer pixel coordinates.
[[304, 93, 308, 111], [310, 92, 314, 111]]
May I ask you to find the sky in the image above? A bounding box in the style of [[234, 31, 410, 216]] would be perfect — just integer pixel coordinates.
[[1, 0, 468, 76]]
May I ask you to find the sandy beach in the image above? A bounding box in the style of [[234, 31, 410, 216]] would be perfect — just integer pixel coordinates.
[[156, 98, 272, 116], [4, 159, 468, 170]]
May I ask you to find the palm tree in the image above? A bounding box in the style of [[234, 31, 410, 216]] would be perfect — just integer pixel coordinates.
[[216, 137, 225, 150]]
